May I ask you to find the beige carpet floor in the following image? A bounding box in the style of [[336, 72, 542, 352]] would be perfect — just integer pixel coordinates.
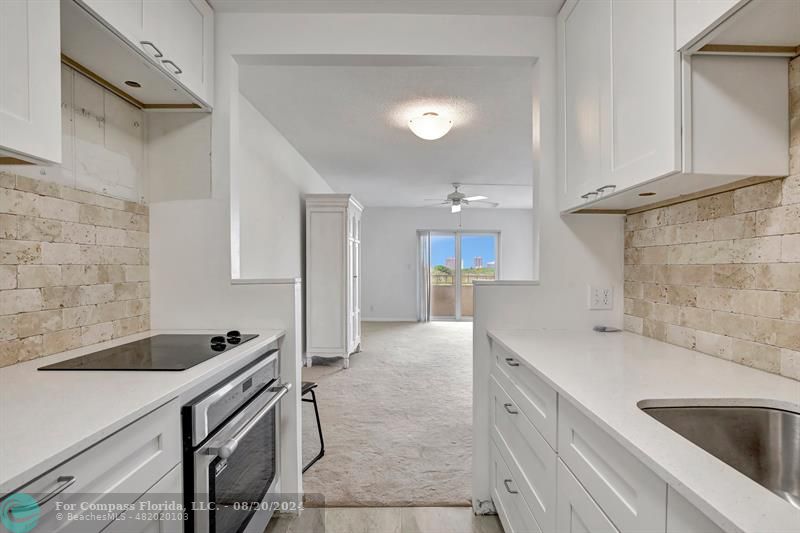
[[301, 321, 473, 507]]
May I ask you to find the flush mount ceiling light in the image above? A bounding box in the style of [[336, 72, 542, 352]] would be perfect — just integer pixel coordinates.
[[408, 112, 453, 140]]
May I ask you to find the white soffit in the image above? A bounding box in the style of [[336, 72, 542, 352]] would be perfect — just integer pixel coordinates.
[[210, 0, 565, 17]]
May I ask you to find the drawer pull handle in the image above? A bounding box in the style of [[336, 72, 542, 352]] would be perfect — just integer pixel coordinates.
[[596, 184, 616, 194], [503, 403, 519, 415], [580, 191, 599, 200], [12, 476, 76, 512], [140, 41, 163, 58], [503, 479, 518, 494], [162, 59, 183, 75], [504, 357, 520, 367]]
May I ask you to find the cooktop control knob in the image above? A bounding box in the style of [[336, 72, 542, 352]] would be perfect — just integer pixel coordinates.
[[226, 330, 241, 338], [211, 336, 225, 344]]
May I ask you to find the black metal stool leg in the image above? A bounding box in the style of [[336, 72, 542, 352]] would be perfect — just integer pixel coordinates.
[[303, 388, 325, 473]]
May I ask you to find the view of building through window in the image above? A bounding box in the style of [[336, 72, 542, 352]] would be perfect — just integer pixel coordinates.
[[430, 232, 498, 319]]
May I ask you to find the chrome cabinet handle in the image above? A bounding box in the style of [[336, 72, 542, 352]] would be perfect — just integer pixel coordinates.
[[504, 357, 520, 367], [206, 383, 291, 459], [503, 403, 518, 415], [162, 59, 183, 75], [11, 476, 76, 512], [580, 191, 599, 200], [596, 184, 616, 194], [140, 41, 163, 58], [503, 479, 518, 494]]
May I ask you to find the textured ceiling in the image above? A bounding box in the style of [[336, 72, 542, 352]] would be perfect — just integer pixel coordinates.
[[239, 63, 534, 208], [211, 0, 564, 17]]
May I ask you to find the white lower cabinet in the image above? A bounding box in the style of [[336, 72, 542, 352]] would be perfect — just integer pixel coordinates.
[[487, 344, 726, 533], [490, 377, 557, 532], [14, 400, 181, 533], [557, 400, 667, 533], [491, 443, 543, 533], [557, 460, 619, 533], [102, 465, 183, 533]]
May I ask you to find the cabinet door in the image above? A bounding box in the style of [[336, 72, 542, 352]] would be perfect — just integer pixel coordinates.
[[0, 0, 61, 164], [557, 460, 620, 533], [103, 465, 183, 533], [81, 0, 143, 44], [143, 0, 211, 101], [610, 0, 679, 192], [559, 0, 612, 205]]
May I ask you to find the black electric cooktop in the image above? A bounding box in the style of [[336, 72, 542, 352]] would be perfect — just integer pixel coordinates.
[[38, 333, 258, 371]]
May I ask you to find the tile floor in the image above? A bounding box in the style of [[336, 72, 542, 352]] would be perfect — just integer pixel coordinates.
[[266, 507, 503, 533]]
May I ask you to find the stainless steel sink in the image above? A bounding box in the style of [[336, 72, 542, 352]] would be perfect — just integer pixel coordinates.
[[640, 402, 800, 508]]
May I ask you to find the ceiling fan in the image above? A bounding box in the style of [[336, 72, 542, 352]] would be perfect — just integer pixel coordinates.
[[425, 183, 499, 213]]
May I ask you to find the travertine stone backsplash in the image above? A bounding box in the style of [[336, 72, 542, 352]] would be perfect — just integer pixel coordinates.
[[0, 172, 149, 367], [623, 56, 800, 380]]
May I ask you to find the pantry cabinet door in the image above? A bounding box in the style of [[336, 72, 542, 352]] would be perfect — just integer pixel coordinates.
[[558, 0, 612, 207], [610, 0, 680, 192], [0, 0, 61, 164]]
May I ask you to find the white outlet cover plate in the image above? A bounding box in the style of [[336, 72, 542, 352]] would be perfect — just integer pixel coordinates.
[[589, 286, 613, 310]]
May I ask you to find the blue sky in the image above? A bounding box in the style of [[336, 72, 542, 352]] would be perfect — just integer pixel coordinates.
[[431, 234, 496, 268]]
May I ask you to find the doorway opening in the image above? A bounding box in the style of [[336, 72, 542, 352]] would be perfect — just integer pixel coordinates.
[[422, 231, 499, 321]]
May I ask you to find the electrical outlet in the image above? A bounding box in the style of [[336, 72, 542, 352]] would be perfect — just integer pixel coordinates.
[[589, 286, 613, 310]]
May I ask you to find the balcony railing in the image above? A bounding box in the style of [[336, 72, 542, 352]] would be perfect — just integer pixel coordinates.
[[430, 270, 496, 317]]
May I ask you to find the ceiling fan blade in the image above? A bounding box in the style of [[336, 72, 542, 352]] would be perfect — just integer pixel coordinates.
[[423, 198, 445, 202], [471, 200, 500, 207], [464, 195, 488, 201]]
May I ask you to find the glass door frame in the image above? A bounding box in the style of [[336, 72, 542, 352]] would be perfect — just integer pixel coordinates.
[[425, 230, 500, 322]]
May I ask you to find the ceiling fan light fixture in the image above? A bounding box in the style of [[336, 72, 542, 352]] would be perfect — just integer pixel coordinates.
[[451, 203, 462, 213], [408, 112, 453, 140]]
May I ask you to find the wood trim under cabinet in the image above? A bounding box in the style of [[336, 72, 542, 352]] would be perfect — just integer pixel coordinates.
[[697, 44, 800, 57], [60, 55, 201, 111]]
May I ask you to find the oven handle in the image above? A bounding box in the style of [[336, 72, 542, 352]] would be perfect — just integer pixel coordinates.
[[206, 382, 292, 459]]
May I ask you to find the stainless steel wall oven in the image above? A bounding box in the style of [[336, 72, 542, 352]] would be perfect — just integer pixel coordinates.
[[182, 346, 290, 533]]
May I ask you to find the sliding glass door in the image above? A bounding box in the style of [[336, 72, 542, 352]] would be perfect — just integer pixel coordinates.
[[428, 231, 498, 321]]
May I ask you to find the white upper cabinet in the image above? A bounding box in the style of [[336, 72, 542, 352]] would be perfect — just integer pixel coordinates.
[[610, 0, 679, 192], [558, 0, 789, 213], [0, 0, 61, 164], [82, 0, 144, 44], [142, 0, 212, 104], [560, 0, 612, 204], [65, 0, 214, 109]]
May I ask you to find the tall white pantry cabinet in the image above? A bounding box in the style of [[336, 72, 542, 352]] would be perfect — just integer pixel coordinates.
[[305, 194, 363, 369]]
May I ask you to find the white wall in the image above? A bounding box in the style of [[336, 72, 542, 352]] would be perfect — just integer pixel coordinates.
[[231, 93, 332, 279], [149, 9, 624, 503], [361, 207, 534, 321]]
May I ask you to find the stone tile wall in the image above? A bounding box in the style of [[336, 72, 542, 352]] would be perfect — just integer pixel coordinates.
[[623, 57, 800, 380], [0, 172, 149, 367]]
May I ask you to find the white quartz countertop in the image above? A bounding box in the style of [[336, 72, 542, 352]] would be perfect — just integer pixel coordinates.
[[487, 329, 800, 533], [0, 329, 285, 494]]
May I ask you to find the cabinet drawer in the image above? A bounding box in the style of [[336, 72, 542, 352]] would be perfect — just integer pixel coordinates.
[[557, 459, 619, 533], [490, 376, 557, 533], [492, 342, 558, 449], [558, 400, 666, 533], [15, 399, 181, 533], [491, 443, 543, 533], [102, 465, 183, 533]]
